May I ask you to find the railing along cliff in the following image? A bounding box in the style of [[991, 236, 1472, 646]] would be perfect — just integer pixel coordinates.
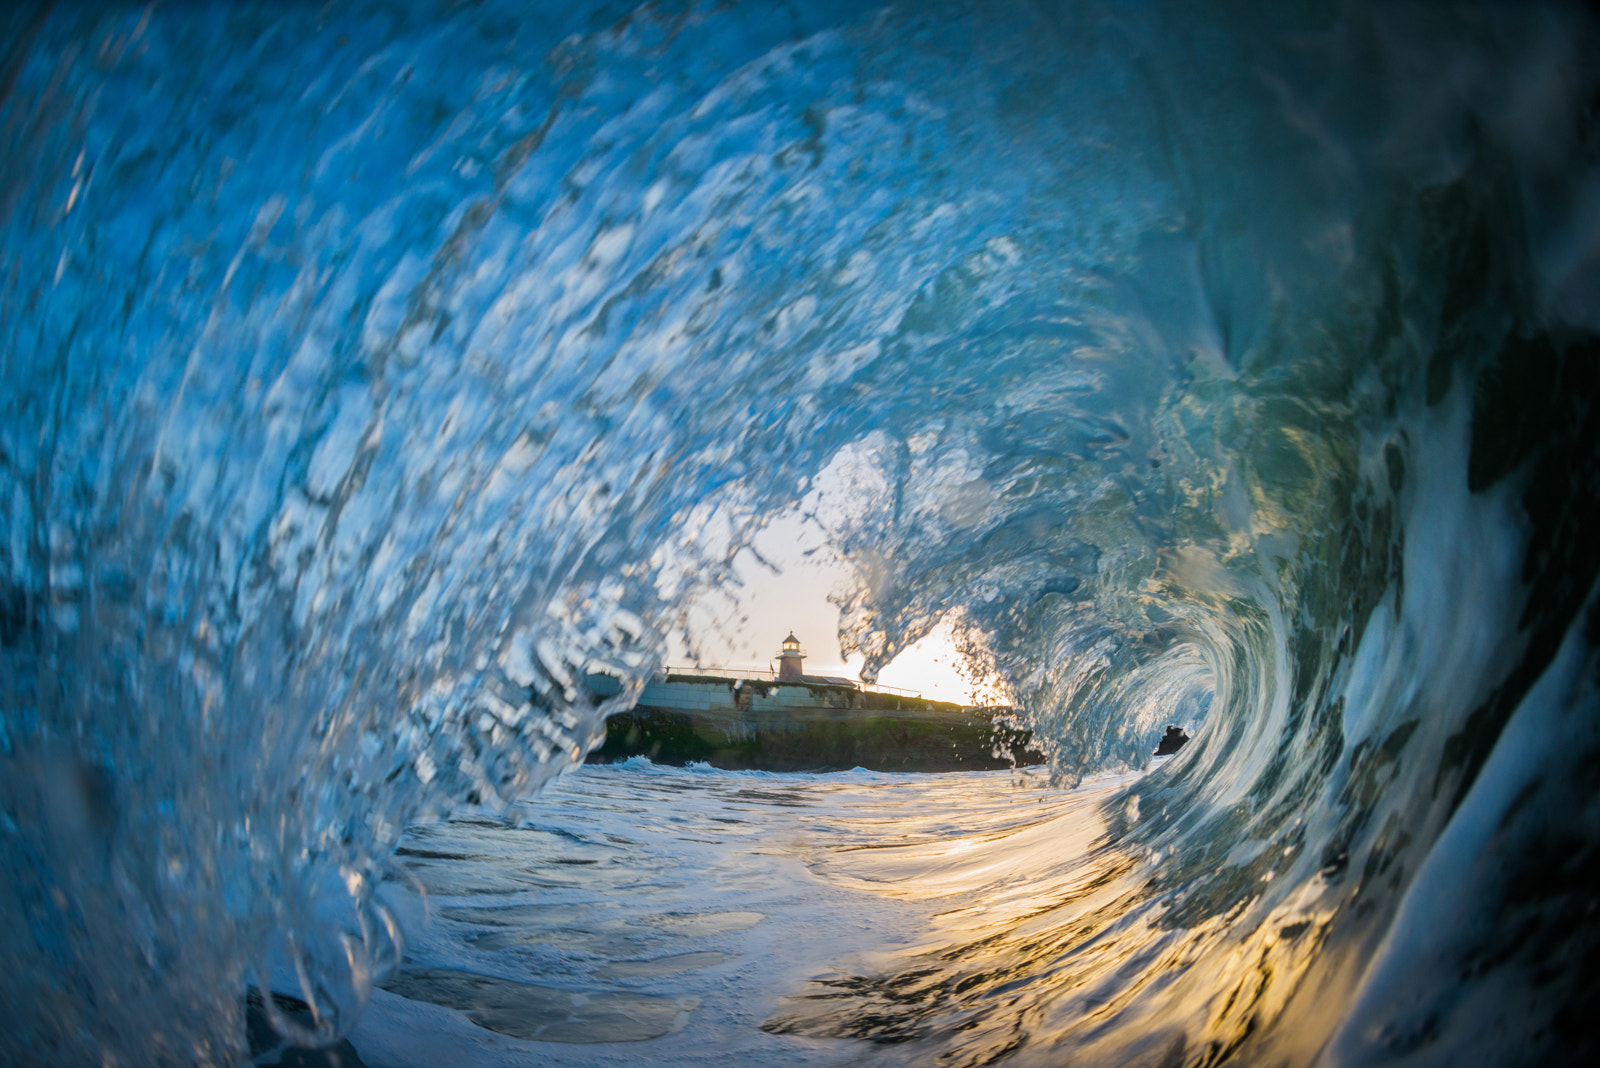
[[662, 665, 923, 700]]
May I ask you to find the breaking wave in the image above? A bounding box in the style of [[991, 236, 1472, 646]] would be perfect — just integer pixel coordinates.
[[2, 0, 1597, 1063]]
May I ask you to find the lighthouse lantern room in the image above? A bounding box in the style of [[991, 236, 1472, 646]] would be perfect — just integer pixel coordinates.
[[776, 633, 806, 681]]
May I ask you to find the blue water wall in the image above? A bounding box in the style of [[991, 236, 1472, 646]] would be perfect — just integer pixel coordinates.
[[2, 1, 1597, 1064]]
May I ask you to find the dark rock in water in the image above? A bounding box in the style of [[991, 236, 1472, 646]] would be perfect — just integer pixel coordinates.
[[1154, 725, 1190, 755], [245, 989, 367, 1068]]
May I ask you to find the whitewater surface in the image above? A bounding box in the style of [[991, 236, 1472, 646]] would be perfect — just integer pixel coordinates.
[[352, 761, 1131, 1067], [2, 0, 1598, 1065]]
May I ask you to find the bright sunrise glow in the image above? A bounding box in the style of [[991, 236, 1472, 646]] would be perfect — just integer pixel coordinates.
[[870, 619, 1010, 707]]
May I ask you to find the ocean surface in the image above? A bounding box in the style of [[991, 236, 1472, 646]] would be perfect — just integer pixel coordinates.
[[2, 1, 1598, 1065], [358, 760, 1139, 1067]]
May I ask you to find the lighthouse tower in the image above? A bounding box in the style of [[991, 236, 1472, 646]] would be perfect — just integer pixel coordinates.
[[776, 633, 806, 682]]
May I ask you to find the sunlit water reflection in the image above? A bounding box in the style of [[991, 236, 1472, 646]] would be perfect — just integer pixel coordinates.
[[357, 760, 1135, 1066]]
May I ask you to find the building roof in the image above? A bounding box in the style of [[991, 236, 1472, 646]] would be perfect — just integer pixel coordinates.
[[800, 675, 858, 688]]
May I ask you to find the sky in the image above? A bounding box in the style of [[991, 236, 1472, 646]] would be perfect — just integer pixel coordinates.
[[662, 510, 1009, 706]]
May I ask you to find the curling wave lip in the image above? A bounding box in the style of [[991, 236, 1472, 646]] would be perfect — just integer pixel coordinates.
[[0, 0, 1596, 1064]]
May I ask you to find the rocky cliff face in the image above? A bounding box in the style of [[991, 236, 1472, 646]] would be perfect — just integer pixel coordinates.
[[587, 704, 1043, 772]]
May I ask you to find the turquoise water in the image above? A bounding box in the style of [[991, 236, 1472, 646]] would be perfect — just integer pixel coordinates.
[[1, 1, 1597, 1064]]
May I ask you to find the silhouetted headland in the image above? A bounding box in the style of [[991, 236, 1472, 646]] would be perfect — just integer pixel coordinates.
[[585, 634, 1044, 771]]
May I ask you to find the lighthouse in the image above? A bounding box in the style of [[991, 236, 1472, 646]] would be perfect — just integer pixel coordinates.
[[776, 632, 806, 681]]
